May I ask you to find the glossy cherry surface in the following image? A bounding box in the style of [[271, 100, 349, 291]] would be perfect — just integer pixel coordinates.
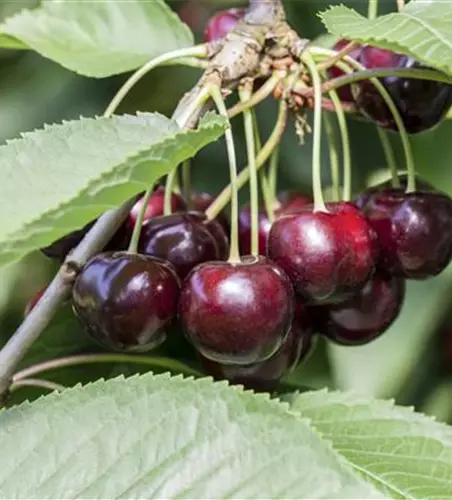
[[200, 304, 313, 392], [354, 46, 452, 134], [317, 272, 405, 345], [128, 187, 187, 231], [360, 189, 452, 279], [138, 211, 227, 279], [72, 252, 180, 352], [179, 255, 294, 365], [329, 38, 363, 102], [204, 8, 245, 42], [267, 202, 376, 304]]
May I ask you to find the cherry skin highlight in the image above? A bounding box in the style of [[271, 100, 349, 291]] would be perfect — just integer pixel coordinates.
[[72, 252, 180, 352], [267, 202, 376, 304], [360, 189, 452, 279], [204, 8, 245, 42], [354, 46, 452, 134], [179, 255, 294, 365], [138, 211, 228, 279], [316, 272, 405, 346]]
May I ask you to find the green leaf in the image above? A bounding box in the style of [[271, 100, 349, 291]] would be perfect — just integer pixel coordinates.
[[0, 0, 194, 77], [286, 390, 452, 499], [0, 112, 226, 268], [0, 374, 383, 499], [321, 2, 452, 76]]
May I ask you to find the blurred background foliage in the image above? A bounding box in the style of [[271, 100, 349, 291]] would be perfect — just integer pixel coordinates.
[[1, 0, 452, 421]]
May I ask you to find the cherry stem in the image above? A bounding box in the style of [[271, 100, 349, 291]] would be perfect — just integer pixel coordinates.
[[265, 145, 280, 223], [397, 0, 405, 11], [316, 41, 359, 73], [240, 85, 260, 257], [205, 99, 288, 221], [12, 354, 202, 382], [127, 184, 155, 253], [210, 84, 241, 263], [323, 111, 341, 202], [302, 51, 328, 212], [103, 46, 209, 118], [227, 73, 282, 119], [328, 89, 351, 201], [368, 0, 379, 20], [10, 378, 66, 394], [182, 159, 192, 207], [377, 128, 400, 188]]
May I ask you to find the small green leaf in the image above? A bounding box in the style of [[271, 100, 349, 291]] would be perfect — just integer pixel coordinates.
[[0, 112, 226, 268], [287, 390, 452, 499], [321, 2, 452, 76], [0, 375, 382, 499], [0, 0, 194, 77]]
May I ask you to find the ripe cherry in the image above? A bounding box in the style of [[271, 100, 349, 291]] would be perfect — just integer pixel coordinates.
[[354, 46, 452, 134], [267, 202, 376, 304], [190, 191, 230, 233], [179, 255, 294, 365], [360, 189, 452, 279], [128, 186, 187, 231], [204, 8, 245, 42], [72, 252, 180, 352], [138, 211, 228, 279], [316, 272, 405, 346], [329, 39, 363, 102]]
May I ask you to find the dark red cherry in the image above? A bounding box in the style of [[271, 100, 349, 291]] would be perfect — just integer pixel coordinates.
[[128, 187, 187, 231], [354, 46, 452, 134], [179, 255, 294, 365], [329, 39, 363, 102], [360, 189, 452, 279], [278, 190, 313, 214], [204, 8, 245, 42], [190, 191, 230, 234], [267, 202, 376, 304], [138, 211, 227, 279], [200, 304, 313, 392], [316, 272, 405, 346], [72, 252, 180, 352]]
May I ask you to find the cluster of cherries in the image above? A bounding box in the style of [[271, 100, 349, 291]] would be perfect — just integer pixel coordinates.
[[28, 8, 452, 392]]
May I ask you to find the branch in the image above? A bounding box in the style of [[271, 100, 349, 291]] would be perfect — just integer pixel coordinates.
[[0, 0, 291, 398]]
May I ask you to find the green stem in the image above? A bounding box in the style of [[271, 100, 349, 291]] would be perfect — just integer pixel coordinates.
[[240, 85, 260, 257], [268, 145, 280, 202], [377, 128, 400, 188], [103, 46, 208, 118], [205, 100, 288, 221], [10, 378, 66, 393], [13, 354, 202, 382], [182, 159, 192, 207], [210, 85, 241, 263], [128, 185, 154, 253], [302, 52, 327, 212], [323, 112, 341, 202], [164, 170, 178, 215], [329, 90, 352, 201], [368, 0, 378, 19]]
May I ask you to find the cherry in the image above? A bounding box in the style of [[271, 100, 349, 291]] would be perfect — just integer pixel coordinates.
[[278, 190, 313, 214], [72, 252, 180, 352], [267, 202, 376, 304], [138, 211, 228, 279], [360, 189, 452, 279], [128, 186, 187, 231], [190, 191, 230, 233], [354, 46, 452, 134], [316, 272, 405, 346], [204, 8, 245, 42], [179, 255, 294, 365], [329, 39, 363, 102], [200, 304, 313, 392]]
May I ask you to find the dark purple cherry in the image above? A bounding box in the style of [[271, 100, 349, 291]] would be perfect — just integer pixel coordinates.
[[329, 39, 363, 102], [190, 191, 230, 234], [128, 186, 187, 232], [179, 255, 294, 365], [204, 8, 245, 42], [267, 202, 376, 304], [354, 46, 452, 134], [199, 304, 313, 392], [317, 272, 405, 346], [72, 252, 180, 352], [361, 189, 452, 279], [138, 211, 227, 279]]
